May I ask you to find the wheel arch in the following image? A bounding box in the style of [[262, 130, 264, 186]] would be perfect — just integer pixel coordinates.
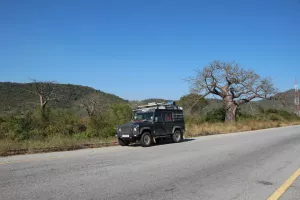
[[140, 127, 152, 135], [172, 126, 181, 134]]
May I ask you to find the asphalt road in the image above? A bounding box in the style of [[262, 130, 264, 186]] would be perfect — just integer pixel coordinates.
[[1, 126, 300, 200]]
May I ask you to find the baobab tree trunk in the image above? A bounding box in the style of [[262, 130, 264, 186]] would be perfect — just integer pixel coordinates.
[[225, 104, 237, 122], [224, 97, 237, 122]]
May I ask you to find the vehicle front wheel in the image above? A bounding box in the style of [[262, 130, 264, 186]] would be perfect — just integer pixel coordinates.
[[118, 138, 130, 146], [172, 129, 183, 143], [141, 132, 153, 147]]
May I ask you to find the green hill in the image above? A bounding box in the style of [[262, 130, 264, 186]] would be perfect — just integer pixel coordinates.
[[0, 82, 297, 117], [0, 82, 127, 116]]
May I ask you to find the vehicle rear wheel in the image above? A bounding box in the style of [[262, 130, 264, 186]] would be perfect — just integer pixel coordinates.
[[172, 129, 183, 143], [141, 132, 153, 147], [118, 138, 130, 146]]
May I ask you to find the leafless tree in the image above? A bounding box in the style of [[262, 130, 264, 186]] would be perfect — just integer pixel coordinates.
[[188, 61, 277, 122], [24, 79, 59, 113], [272, 91, 289, 106], [80, 93, 109, 117]]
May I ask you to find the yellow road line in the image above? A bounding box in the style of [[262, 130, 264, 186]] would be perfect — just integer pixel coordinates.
[[268, 168, 300, 200]]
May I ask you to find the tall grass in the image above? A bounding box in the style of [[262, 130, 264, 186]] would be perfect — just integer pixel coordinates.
[[185, 108, 300, 137], [0, 135, 117, 156], [185, 120, 300, 137]]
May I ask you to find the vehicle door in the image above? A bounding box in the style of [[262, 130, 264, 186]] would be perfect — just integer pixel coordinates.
[[154, 111, 167, 136], [162, 112, 174, 134]]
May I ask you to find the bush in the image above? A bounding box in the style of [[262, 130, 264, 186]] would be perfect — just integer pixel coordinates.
[[87, 103, 132, 138], [0, 107, 87, 141], [177, 94, 208, 115], [205, 108, 226, 123], [106, 103, 132, 126], [0, 112, 36, 140], [265, 109, 300, 121], [267, 113, 283, 121], [185, 116, 205, 126], [237, 112, 256, 121]]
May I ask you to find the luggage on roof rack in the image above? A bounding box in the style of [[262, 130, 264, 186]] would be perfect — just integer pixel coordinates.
[[135, 102, 183, 111]]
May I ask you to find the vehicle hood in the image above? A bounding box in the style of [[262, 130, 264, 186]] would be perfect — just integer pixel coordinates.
[[119, 121, 152, 128]]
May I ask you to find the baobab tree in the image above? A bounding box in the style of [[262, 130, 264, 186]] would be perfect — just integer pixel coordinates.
[[188, 61, 277, 122]]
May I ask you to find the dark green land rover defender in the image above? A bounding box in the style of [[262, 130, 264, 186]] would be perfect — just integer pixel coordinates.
[[116, 102, 185, 147]]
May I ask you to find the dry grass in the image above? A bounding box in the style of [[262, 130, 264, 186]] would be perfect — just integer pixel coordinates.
[[185, 120, 300, 137], [0, 136, 117, 156]]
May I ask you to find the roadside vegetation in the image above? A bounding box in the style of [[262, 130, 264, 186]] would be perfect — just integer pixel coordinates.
[[1, 61, 299, 156], [185, 108, 300, 137], [1, 103, 299, 156], [0, 104, 131, 156]]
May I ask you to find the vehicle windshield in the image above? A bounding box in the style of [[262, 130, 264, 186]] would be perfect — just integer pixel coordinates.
[[133, 112, 154, 121]]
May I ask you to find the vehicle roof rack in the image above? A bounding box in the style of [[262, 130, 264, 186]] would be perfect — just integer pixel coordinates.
[[134, 101, 183, 112]]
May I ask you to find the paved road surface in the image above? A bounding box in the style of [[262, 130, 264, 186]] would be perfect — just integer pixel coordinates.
[[1, 126, 300, 200]]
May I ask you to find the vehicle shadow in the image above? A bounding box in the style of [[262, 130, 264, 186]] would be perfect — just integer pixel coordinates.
[[129, 138, 195, 147]]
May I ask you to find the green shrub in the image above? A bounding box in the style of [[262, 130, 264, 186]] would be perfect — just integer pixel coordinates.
[[72, 132, 89, 140], [106, 103, 132, 126], [0, 108, 88, 141], [87, 103, 132, 138], [265, 109, 300, 121], [0, 113, 36, 140], [185, 115, 205, 126], [177, 94, 208, 115], [267, 113, 283, 121], [205, 108, 226, 123], [237, 112, 256, 121]]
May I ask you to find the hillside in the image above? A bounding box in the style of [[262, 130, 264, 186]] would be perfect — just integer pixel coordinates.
[[0, 82, 297, 117], [0, 82, 127, 116]]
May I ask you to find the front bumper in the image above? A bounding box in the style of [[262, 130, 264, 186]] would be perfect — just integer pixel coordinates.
[[116, 132, 140, 139]]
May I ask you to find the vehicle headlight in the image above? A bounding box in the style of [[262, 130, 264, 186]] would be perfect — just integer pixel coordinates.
[[118, 128, 121, 132], [133, 125, 139, 132]]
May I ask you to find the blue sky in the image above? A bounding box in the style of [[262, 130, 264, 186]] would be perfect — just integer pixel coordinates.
[[0, 0, 300, 100]]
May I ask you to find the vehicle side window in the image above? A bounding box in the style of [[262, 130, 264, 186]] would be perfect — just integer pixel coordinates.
[[154, 111, 163, 122], [155, 112, 162, 118], [163, 112, 173, 122]]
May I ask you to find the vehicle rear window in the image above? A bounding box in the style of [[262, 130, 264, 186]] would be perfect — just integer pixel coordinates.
[[173, 112, 184, 120], [163, 112, 173, 122]]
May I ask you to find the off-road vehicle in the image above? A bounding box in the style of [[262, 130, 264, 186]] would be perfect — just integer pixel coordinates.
[[116, 102, 185, 147]]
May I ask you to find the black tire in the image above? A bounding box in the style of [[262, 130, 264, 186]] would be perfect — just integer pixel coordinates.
[[172, 129, 183, 143], [118, 138, 130, 146], [141, 132, 153, 147]]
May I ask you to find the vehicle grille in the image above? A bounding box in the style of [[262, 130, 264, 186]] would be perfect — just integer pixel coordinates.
[[121, 126, 132, 134]]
